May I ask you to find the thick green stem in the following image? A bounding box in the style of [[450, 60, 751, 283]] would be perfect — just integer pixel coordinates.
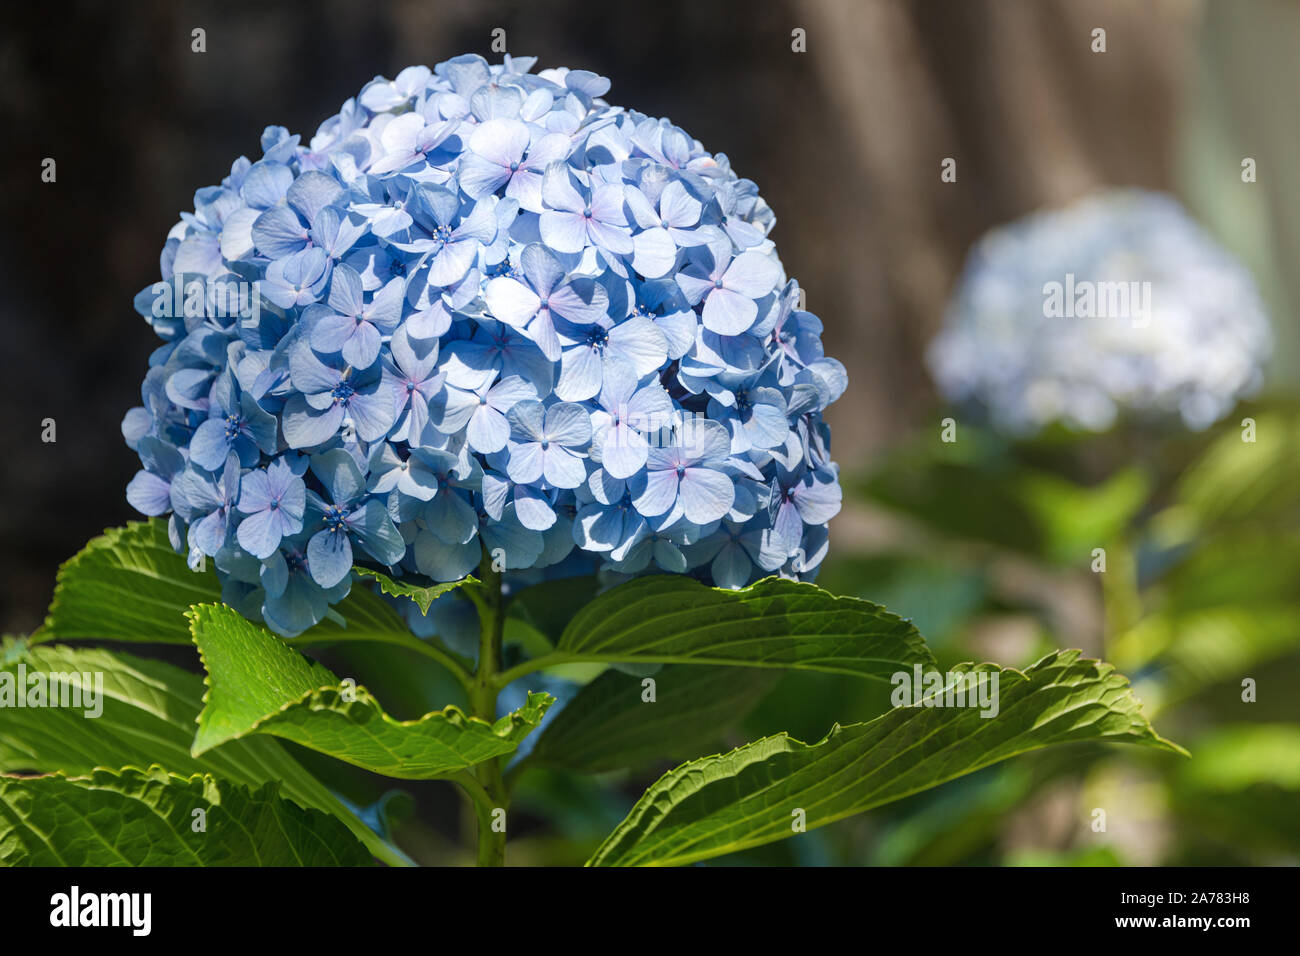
[[468, 555, 509, 866], [473, 757, 508, 867]]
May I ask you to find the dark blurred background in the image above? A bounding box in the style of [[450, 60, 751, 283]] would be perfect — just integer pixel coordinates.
[[1, 0, 1294, 632]]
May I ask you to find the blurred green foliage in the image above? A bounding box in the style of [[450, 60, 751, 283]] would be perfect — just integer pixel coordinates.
[[810, 402, 1300, 866]]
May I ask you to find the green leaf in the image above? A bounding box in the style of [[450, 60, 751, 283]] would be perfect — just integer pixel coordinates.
[[0, 767, 371, 866], [353, 566, 476, 614], [40, 520, 221, 644], [219, 686, 552, 780], [520, 576, 935, 683], [190, 603, 552, 778], [528, 665, 780, 773], [190, 603, 335, 753], [587, 649, 1183, 866], [0, 641, 409, 866]]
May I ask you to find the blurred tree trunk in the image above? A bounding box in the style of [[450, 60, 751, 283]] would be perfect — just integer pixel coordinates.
[[796, 0, 1193, 461]]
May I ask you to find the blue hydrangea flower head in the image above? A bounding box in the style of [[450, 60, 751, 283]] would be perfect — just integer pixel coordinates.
[[124, 55, 846, 635], [927, 189, 1272, 434]]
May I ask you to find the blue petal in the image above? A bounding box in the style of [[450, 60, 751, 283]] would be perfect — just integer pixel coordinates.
[[237, 508, 284, 559], [190, 418, 234, 471], [308, 529, 353, 588]]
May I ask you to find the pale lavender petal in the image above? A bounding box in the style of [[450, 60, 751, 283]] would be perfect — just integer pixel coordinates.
[[237, 508, 284, 559], [505, 440, 544, 484], [723, 250, 780, 298], [711, 542, 752, 589], [308, 530, 353, 588], [190, 418, 233, 471], [458, 153, 512, 200], [631, 468, 679, 517], [544, 401, 592, 446], [547, 279, 610, 325], [658, 180, 701, 229], [485, 374, 538, 410], [539, 210, 588, 254], [341, 321, 381, 368], [428, 238, 479, 286], [507, 399, 547, 441], [793, 472, 843, 524], [514, 487, 556, 531], [601, 423, 648, 480], [606, 316, 667, 376], [541, 163, 584, 213], [311, 313, 359, 355], [631, 227, 677, 278], [675, 271, 716, 306], [555, 346, 602, 402], [678, 467, 735, 524], [701, 287, 758, 336], [126, 471, 173, 516], [542, 445, 586, 489], [281, 396, 344, 448], [469, 118, 529, 167], [467, 404, 510, 453], [520, 243, 565, 297], [586, 219, 633, 255], [484, 277, 541, 328], [345, 386, 396, 442]]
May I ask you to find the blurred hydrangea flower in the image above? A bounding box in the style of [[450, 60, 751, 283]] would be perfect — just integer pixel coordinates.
[[927, 189, 1271, 434], [124, 54, 845, 636]]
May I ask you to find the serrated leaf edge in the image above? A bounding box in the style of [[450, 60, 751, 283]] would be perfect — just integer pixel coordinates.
[[186, 602, 553, 759], [353, 567, 478, 615], [586, 648, 1185, 866]]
